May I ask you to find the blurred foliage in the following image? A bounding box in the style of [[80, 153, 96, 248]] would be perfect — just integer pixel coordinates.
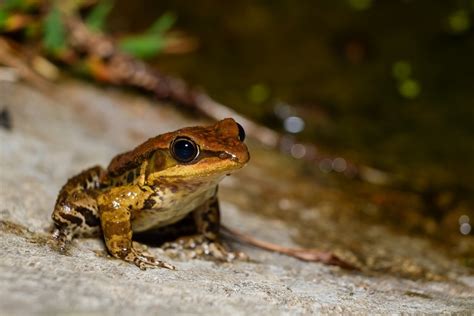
[[85, 0, 114, 32], [247, 83, 270, 105], [0, 0, 178, 60], [0, 10, 7, 29], [118, 11, 176, 59], [0, 0, 38, 11], [42, 7, 66, 54]]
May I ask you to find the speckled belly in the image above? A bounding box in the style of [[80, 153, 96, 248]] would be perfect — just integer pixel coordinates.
[[131, 186, 216, 232]]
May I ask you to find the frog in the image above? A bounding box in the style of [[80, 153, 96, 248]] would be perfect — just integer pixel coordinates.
[[51, 118, 249, 270]]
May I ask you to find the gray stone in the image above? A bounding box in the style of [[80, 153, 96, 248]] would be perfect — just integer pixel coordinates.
[[1, 80, 473, 315]]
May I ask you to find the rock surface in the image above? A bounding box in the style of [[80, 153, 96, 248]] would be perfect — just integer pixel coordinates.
[[1, 80, 473, 315]]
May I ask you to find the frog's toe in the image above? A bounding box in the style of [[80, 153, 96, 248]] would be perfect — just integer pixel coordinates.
[[207, 242, 248, 262], [225, 249, 249, 262], [49, 228, 72, 254], [135, 258, 175, 270], [126, 249, 175, 270], [162, 236, 248, 263]]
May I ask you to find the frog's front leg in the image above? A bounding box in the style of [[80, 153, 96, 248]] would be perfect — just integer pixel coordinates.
[[98, 187, 175, 270], [51, 166, 104, 252], [164, 193, 247, 262]]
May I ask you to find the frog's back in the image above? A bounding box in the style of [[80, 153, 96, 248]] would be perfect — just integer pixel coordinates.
[[107, 134, 171, 177]]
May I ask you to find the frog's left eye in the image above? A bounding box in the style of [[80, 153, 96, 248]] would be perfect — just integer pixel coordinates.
[[237, 123, 246, 142], [171, 137, 199, 163]]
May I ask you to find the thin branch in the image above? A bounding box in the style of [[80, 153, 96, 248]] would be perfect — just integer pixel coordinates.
[[221, 225, 359, 270]]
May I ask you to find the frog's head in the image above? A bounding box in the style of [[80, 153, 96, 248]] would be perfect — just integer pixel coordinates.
[[151, 118, 249, 180], [108, 118, 250, 181]]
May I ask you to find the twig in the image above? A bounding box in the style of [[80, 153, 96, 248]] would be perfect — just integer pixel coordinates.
[[221, 225, 359, 270], [193, 92, 280, 147], [0, 37, 51, 90]]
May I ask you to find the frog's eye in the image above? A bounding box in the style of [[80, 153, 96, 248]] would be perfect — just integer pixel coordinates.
[[237, 123, 246, 142], [171, 137, 199, 163]]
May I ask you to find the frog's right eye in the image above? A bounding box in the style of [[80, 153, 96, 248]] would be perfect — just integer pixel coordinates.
[[236, 123, 246, 142], [171, 137, 199, 163]]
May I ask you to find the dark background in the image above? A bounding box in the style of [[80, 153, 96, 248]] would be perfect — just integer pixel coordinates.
[[108, 0, 474, 235]]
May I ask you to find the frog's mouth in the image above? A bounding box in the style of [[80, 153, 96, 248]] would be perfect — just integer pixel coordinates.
[[150, 156, 247, 180]]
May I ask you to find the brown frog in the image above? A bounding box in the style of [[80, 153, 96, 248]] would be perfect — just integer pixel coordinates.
[[51, 118, 249, 270]]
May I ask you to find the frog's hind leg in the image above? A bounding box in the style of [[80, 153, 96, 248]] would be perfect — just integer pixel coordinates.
[[163, 193, 247, 262], [51, 166, 105, 252]]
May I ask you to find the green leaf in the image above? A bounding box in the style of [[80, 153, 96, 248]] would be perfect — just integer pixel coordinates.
[[117, 11, 176, 59], [1, 0, 35, 31], [0, 10, 8, 30], [43, 7, 66, 54], [147, 11, 176, 35], [85, 0, 114, 32], [119, 34, 165, 59]]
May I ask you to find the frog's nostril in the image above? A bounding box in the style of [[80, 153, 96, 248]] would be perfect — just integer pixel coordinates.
[[218, 152, 241, 162], [219, 152, 232, 160]]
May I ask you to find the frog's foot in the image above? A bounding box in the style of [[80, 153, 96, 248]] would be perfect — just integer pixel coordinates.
[[122, 248, 175, 270], [49, 227, 73, 254], [162, 235, 248, 262]]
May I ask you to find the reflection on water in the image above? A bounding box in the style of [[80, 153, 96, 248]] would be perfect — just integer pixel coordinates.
[[109, 0, 474, 265]]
